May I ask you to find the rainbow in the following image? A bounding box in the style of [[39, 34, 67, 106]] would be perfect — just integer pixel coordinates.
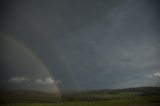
[[1, 33, 61, 96]]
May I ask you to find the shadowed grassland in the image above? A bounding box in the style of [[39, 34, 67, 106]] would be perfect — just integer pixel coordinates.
[[2, 97, 160, 106], [1, 87, 160, 106]]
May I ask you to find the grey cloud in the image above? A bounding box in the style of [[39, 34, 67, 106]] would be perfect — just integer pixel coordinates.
[[35, 77, 60, 85], [147, 72, 160, 79], [8, 76, 30, 83], [1, 0, 160, 91]]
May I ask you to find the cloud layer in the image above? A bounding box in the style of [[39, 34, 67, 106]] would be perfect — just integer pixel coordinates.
[[35, 77, 60, 85], [8, 77, 30, 83], [4, 76, 60, 85], [147, 72, 160, 79]]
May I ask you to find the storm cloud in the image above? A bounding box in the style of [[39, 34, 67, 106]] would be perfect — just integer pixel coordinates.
[[0, 0, 160, 92]]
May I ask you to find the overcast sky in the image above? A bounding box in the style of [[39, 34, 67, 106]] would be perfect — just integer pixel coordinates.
[[0, 0, 160, 93]]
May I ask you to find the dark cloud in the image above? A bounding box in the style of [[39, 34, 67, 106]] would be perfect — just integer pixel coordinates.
[[0, 0, 160, 92]]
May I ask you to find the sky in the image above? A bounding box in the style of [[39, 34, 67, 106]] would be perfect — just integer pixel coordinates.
[[0, 0, 160, 93]]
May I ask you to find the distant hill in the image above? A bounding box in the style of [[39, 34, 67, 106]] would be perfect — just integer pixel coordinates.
[[0, 87, 160, 103], [84, 87, 160, 95]]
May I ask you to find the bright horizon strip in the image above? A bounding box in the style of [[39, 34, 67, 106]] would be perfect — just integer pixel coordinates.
[[1, 33, 61, 97]]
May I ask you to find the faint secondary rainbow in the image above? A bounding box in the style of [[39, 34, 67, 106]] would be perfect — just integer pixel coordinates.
[[1, 33, 61, 96]]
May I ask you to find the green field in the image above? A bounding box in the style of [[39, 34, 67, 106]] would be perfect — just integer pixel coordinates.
[[1, 87, 160, 106], [2, 98, 160, 106]]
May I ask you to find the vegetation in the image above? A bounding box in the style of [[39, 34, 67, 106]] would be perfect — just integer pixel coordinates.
[[0, 87, 160, 106]]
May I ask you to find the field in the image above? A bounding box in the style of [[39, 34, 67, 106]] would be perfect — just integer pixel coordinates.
[[1, 87, 160, 106], [2, 98, 160, 106]]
